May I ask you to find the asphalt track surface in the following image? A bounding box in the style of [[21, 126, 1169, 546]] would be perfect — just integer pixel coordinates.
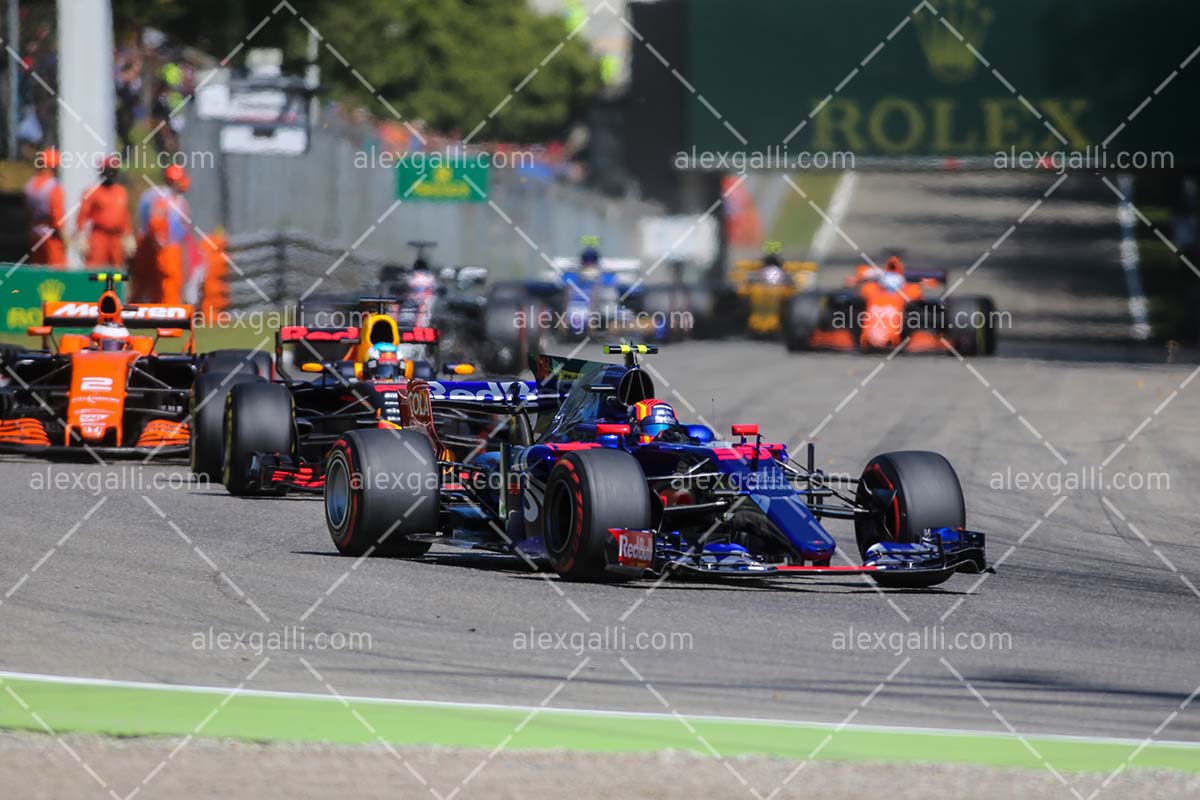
[[3, 171, 1199, 762], [1, 336, 1198, 745]]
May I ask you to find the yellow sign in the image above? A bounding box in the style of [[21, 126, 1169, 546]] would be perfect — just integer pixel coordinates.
[[915, 0, 994, 84]]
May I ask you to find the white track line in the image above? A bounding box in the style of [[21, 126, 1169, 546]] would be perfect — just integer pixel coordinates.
[[807, 171, 859, 264], [1, 669, 1197, 750], [1115, 174, 1152, 341]]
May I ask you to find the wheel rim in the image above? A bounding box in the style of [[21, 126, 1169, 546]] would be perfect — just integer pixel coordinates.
[[325, 455, 351, 532], [544, 479, 576, 557], [858, 464, 901, 542]]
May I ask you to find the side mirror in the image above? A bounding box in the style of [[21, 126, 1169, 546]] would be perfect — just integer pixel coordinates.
[[300, 362, 325, 373], [156, 328, 182, 338], [443, 363, 475, 376], [731, 424, 759, 437], [596, 423, 630, 436], [27, 326, 52, 337]]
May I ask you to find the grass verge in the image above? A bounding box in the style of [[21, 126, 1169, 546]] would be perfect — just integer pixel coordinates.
[[0, 675, 1196, 774]]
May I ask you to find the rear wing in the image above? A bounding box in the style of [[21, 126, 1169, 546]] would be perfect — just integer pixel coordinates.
[[730, 259, 818, 289], [906, 269, 947, 285], [546, 256, 643, 281], [41, 301, 195, 329], [276, 325, 359, 377], [399, 326, 439, 344], [279, 326, 360, 344]]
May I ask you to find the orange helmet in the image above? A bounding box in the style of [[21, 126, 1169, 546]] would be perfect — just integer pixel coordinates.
[[164, 164, 189, 191], [38, 148, 61, 170], [629, 399, 678, 444], [885, 255, 905, 273], [98, 153, 121, 179]]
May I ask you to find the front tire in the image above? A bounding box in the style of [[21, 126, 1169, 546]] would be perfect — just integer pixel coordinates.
[[856, 451, 967, 588], [854, 450, 965, 560], [324, 429, 437, 557], [190, 370, 258, 481], [222, 382, 294, 495], [542, 449, 651, 581]]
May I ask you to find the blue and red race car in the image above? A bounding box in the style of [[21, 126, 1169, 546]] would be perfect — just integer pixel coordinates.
[[322, 345, 989, 588]]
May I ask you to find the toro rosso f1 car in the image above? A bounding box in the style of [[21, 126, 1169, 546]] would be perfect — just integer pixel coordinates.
[[322, 344, 990, 588], [783, 256, 997, 356], [0, 272, 196, 457]]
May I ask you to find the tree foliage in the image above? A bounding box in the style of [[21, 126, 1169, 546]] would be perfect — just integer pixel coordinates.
[[114, 0, 601, 142]]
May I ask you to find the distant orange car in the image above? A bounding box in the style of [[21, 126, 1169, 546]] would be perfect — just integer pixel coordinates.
[[0, 272, 198, 457], [782, 256, 998, 356]]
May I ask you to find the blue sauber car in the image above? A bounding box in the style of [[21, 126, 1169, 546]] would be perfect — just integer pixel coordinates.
[[323, 346, 989, 588]]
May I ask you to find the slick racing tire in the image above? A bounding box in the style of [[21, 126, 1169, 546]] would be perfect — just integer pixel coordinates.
[[222, 382, 295, 496], [854, 450, 965, 561], [0, 344, 26, 368], [324, 429, 436, 558], [543, 449, 651, 581], [483, 298, 546, 375], [942, 296, 997, 356], [637, 285, 693, 343], [190, 369, 259, 481], [783, 292, 825, 352], [201, 349, 274, 380], [483, 299, 524, 374]]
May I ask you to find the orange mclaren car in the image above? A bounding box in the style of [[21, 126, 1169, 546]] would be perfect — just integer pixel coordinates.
[[0, 272, 198, 457], [782, 256, 998, 356]]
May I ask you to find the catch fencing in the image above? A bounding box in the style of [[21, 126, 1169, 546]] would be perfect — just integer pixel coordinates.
[[182, 117, 661, 308]]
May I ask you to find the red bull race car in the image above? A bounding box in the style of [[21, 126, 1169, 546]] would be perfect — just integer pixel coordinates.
[[193, 313, 515, 497]]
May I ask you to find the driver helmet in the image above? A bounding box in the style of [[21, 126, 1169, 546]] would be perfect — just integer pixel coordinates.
[[630, 399, 678, 444], [91, 322, 131, 352], [579, 246, 601, 282], [880, 257, 906, 291], [98, 153, 121, 183], [759, 264, 786, 285], [366, 342, 401, 380]]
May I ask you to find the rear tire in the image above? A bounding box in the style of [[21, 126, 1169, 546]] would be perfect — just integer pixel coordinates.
[[324, 429, 437, 557], [190, 370, 258, 480], [222, 382, 295, 495], [638, 285, 693, 343], [854, 450, 965, 560], [202, 349, 274, 380], [943, 296, 996, 356], [783, 292, 825, 352], [542, 449, 651, 581], [0, 344, 26, 366], [483, 300, 524, 374]]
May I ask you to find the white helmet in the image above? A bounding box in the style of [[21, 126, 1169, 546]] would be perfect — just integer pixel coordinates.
[[91, 322, 131, 351]]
